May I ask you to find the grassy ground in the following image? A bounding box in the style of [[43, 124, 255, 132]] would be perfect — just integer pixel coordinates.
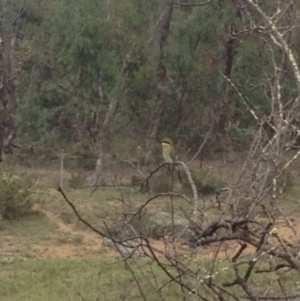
[[0, 258, 180, 301], [0, 253, 299, 300], [0, 161, 299, 300]]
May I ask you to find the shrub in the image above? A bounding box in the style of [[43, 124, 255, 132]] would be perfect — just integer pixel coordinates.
[[0, 171, 37, 219], [150, 166, 182, 193], [69, 171, 87, 189], [131, 175, 149, 193], [129, 211, 192, 240], [112, 137, 140, 160], [266, 171, 294, 196], [182, 168, 223, 195], [69, 142, 96, 170], [150, 166, 222, 195], [228, 122, 255, 144]]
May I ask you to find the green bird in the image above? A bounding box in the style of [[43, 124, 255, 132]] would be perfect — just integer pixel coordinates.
[[161, 138, 182, 184], [161, 137, 176, 163]]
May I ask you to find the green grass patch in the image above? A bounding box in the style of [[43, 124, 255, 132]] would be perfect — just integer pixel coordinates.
[[0, 259, 180, 301], [0, 257, 299, 301], [0, 212, 61, 243]]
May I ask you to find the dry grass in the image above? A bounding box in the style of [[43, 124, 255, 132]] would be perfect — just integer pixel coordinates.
[[0, 162, 299, 299]]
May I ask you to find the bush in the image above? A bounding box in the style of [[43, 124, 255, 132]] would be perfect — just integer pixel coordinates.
[[69, 142, 96, 170], [228, 122, 255, 143], [150, 166, 222, 195], [129, 211, 191, 240], [69, 171, 87, 189], [266, 171, 294, 196], [182, 168, 223, 195], [0, 171, 37, 219], [150, 166, 182, 193], [112, 137, 140, 160]]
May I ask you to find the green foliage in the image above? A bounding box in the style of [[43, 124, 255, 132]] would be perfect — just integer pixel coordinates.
[[129, 211, 190, 240], [0, 172, 37, 220], [112, 137, 140, 159], [48, 0, 142, 96], [150, 166, 222, 195], [150, 166, 182, 193], [71, 142, 94, 158], [151, 175, 174, 193], [69, 171, 87, 189], [182, 169, 223, 196], [68, 142, 95, 170], [13, 0, 300, 160], [228, 122, 255, 143]]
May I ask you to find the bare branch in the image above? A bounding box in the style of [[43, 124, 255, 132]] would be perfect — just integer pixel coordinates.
[[177, 161, 199, 221], [245, 0, 300, 94], [171, 0, 214, 7], [187, 125, 213, 165]]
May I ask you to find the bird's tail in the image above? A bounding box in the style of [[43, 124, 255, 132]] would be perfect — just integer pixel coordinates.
[[177, 168, 182, 184], [171, 163, 182, 184]]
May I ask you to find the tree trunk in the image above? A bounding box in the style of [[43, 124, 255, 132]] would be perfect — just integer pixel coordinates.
[[92, 102, 116, 185], [215, 2, 244, 157], [92, 55, 133, 185], [217, 24, 237, 133], [147, 1, 174, 142], [93, 142, 105, 186], [0, 1, 18, 157]]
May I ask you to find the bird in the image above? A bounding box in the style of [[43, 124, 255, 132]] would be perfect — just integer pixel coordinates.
[[161, 137, 182, 184], [161, 137, 176, 163]]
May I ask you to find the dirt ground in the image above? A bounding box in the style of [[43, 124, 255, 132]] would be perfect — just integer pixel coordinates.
[[0, 161, 299, 262], [2, 195, 298, 262]]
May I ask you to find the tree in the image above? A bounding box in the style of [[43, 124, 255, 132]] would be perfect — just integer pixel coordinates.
[[0, 1, 23, 160], [35, 0, 153, 182], [69, 1, 300, 300]]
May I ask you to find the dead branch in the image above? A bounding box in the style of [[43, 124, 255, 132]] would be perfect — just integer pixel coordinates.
[[171, 0, 214, 7], [245, 0, 300, 93], [187, 125, 213, 165], [177, 160, 199, 220], [241, 294, 300, 300]]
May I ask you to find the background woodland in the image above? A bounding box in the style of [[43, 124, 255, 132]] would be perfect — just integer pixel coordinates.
[[2, 0, 299, 169]]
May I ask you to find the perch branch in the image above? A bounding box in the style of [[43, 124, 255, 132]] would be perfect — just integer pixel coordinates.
[[177, 161, 199, 221]]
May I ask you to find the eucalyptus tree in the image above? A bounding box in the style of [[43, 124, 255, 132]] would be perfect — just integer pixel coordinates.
[[0, 0, 24, 160], [34, 0, 164, 182]]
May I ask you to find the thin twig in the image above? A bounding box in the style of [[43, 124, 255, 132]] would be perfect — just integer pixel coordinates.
[[171, 0, 214, 7], [187, 126, 213, 165]]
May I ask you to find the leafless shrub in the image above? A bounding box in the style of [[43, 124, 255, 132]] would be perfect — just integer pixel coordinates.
[[58, 1, 300, 300]]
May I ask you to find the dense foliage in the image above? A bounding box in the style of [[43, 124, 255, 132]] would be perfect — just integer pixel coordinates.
[[1, 0, 300, 159]]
